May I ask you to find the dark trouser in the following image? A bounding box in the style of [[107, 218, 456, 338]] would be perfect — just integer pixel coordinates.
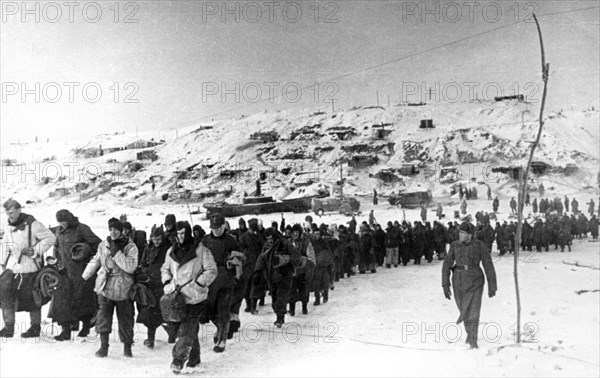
[[271, 276, 293, 317], [206, 281, 233, 349], [313, 266, 330, 302], [313, 265, 331, 293], [289, 274, 309, 305], [375, 247, 386, 266], [435, 242, 446, 259], [230, 274, 246, 318], [1, 308, 41, 326], [0, 270, 42, 327], [359, 251, 376, 272], [343, 251, 355, 275], [400, 245, 410, 265], [95, 295, 134, 345], [172, 301, 204, 366], [424, 245, 434, 262], [412, 245, 423, 264]]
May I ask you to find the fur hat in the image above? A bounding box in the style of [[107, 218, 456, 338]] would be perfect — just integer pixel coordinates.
[[165, 214, 176, 227], [151, 224, 165, 238], [248, 218, 259, 232], [56, 209, 74, 223], [459, 221, 471, 232], [108, 217, 124, 232]]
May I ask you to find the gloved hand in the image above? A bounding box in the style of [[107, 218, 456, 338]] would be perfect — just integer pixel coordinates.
[[488, 289, 496, 298], [45, 256, 58, 265], [443, 286, 452, 300], [21, 247, 35, 257]]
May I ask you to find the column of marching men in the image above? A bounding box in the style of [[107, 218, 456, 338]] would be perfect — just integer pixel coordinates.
[[0, 196, 598, 373]]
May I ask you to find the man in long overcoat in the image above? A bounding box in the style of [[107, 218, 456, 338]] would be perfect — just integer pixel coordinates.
[[442, 222, 497, 349]]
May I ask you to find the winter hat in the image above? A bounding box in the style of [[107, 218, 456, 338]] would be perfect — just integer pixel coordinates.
[[108, 217, 124, 232], [311, 223, 319, 233], [175, 221, 193, 244], [123, 222, 133, 231], [151, 224, 165, 238], [291, 224, 303, 234], [459, 221, 471, 233], [248, 218, 259, 232], [165, 214, 176, 227], [193, 224, 204, 235], [264, 227, 279, 240], [56, 209, 74, 223], [3, 199, 21, 210], [319, 223, 329, 234], [209, 213, 225, 229]]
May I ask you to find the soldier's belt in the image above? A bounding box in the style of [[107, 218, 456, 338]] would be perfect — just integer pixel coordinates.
[[453, 264, 478, 271]]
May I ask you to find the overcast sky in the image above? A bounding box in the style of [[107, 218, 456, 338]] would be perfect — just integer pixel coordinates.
[[1, 0, 598, 143]]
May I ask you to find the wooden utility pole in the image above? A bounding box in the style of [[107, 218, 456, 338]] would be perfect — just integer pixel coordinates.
[[514, 13, 549, 344], [376, 90, 379, 106], [339, 163, 344, 199]]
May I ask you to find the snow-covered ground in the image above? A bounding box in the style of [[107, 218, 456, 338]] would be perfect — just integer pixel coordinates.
[[0, 197, 598, 377]]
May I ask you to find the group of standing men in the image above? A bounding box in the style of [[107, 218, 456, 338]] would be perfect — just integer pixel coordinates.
[[1, 190, 598, 372]]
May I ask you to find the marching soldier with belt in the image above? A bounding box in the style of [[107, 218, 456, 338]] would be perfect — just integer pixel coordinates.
[[442, 222, 497, 349]]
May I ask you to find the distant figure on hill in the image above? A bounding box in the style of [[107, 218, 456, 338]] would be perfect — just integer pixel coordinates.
[[461, 199, 467, 215], [510, 197, 517, 215]]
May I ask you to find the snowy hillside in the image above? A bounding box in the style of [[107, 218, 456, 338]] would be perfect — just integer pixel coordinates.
[[1, 101, 598, 212]]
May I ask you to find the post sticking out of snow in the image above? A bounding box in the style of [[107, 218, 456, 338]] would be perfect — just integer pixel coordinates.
[[514, 13, 549, 344]]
